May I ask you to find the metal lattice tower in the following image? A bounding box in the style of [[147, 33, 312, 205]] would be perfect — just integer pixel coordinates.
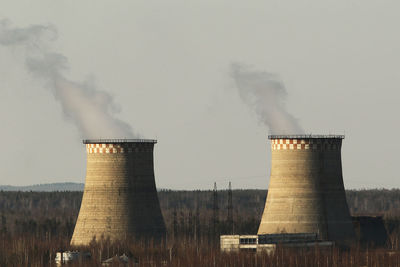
[[213, 182, 219, 236], [227, 181, 233, 234]]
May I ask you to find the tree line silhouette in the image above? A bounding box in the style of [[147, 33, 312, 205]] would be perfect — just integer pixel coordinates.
[[1, 189, 400, 265]]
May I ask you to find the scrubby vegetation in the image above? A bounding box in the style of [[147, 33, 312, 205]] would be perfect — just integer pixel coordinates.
[[1, 189, 400, 266]]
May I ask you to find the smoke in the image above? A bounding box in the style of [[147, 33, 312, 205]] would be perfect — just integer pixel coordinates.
[[0, 19, 136, 139], [231, 63, 304, 135]]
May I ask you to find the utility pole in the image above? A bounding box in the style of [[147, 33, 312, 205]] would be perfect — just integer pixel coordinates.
[[213, 182, 219, 237], [227, 181, 233, 234]]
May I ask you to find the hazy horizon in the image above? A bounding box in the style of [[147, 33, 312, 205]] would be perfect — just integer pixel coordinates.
[[0, 181, 397, 191]]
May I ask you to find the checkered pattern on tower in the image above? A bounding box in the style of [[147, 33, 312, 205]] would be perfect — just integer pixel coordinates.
[[86, 143, 153, 154], [270, 139, 342, 151]]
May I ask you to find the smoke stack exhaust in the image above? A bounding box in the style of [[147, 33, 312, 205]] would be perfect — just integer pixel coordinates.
[[71, 139, 166, 246], [258, 135, 355, 245], [231, 63, 304, 135]]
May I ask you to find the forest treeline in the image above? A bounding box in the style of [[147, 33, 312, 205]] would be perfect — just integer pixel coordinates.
[[1, 189, 400, 239], [2, 189, 400, 266]]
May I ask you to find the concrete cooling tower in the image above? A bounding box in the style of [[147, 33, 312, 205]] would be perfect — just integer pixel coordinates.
[[258, 135, 355, 245], [71, 139, 166, 246]]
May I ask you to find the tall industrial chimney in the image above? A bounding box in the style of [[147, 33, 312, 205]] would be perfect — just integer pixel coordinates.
[[258, 135, 355, 244], [71, 139, 166, 246]]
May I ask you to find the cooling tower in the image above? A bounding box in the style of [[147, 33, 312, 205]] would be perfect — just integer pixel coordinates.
[[258, 135, 355, 245], [71, 139, 166, 246]]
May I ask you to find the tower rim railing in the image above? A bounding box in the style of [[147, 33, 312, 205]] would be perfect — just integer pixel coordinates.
[[83, 139, 157, 144], [268, 134, 344, 140]]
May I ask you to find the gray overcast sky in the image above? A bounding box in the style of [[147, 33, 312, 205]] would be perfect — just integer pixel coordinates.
[[0, 1, 399, 189]]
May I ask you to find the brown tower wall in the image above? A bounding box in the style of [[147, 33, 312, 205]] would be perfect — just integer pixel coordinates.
[[258, 136, 355, 245], [71, 140, 166, 246]]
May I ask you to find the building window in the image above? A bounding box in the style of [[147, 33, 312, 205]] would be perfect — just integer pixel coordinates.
[[240, 238, 256, 244]]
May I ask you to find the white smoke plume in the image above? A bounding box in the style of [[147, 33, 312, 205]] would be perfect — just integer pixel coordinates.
[[0, 19, 136, 139], [231, 63, 304, 135]]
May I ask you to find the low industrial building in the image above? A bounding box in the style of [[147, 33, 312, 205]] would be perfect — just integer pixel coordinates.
[[220, 233, 334, 253], [352, 216, 389, 247], [55, 251, 90, 265]]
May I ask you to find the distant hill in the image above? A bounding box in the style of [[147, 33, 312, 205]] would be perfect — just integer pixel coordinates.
[[0, 182, 84, 192]]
